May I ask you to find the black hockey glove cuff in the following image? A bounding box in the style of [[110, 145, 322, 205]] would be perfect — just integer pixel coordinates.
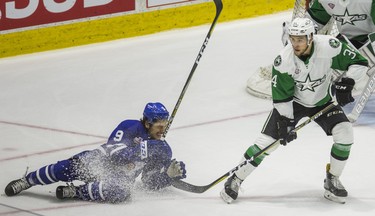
[[277, 116, 297, 146], [335, 78, 355, 107]]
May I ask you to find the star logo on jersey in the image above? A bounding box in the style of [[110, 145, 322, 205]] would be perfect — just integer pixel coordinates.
[[332, 8, 367, 26], [295, 74, 327, 92], [274, 55, 282, 66], [329, 38, 340, 48]]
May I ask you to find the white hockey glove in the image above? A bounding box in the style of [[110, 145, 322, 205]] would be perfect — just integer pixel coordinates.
[[166, 159, 186, 179], [281, 21, 290, 46]]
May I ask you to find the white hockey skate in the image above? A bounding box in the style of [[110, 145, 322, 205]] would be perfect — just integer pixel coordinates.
[[324, 165, 348, 204], [220, 174, 243, 204]]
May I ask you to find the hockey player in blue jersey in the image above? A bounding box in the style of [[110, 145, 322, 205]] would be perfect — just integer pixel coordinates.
[[4, 102, 187, 203]]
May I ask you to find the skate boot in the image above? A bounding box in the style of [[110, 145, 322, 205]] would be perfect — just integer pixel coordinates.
[[324, 164, 348, 204], [220, 174, 243, 204], [5, 177, 31, 196], [56, 184, 78, 200]]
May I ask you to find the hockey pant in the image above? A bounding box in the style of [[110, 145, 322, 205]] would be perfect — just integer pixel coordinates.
[[235, 103, 353, 180]]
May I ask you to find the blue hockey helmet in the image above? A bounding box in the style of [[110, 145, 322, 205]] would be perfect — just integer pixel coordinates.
[[143, 102, 169, 124]]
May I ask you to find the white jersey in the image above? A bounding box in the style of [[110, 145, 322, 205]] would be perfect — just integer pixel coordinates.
[[272, 35, 368, 114], [309, 0, 375, 40]]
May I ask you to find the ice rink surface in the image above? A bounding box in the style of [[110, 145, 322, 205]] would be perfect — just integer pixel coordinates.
[[1, 11, 374, 216]]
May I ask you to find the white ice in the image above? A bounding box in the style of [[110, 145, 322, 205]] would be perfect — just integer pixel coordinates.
[[1, 11, 374, 216]]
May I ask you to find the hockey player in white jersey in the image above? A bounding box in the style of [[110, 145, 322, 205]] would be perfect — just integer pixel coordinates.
[[221, 18, 368, 204]]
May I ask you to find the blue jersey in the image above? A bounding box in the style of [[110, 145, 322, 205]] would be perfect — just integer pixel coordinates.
[[96, 120, 151, 167], [107, 119, 150, 145], [91, 120, 173, 188], [25, 119, 179, 203]]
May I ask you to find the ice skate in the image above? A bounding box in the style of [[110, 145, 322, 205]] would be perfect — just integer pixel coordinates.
[[324, 166, 348, 204], [220, 174, 243, 204], [56, 184, 78, 199], [4, 177, 31, 196]]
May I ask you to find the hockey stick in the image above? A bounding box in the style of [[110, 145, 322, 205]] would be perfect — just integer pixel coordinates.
[[347, 66, 375, 122], [172, 102, 337, 193], [163, 0, 223, 137]]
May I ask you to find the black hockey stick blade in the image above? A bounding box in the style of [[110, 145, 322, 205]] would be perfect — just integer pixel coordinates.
[[172, 173, 228, 193], [172, 102, 337, 193], [171, 139, 280, 193], [163, 0, 223, 137]]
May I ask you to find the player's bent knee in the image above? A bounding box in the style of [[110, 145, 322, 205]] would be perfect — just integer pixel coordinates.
[[332, 122, 353, 144], [254, 134, 279, 154]]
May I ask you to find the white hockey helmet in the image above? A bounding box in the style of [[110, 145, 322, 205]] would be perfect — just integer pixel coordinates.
[[288, 17, 315, 41]]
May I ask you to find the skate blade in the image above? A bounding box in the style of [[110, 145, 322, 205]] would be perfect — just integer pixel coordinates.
[[324, 190, 346, 204], [220, 189, 234, 204]]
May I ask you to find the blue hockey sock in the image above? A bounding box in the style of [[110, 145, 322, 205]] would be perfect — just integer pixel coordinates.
[[26, 159, 76, 185]]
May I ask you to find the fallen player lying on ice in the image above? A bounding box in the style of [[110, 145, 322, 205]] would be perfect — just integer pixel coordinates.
[[5, 102, 187, 203]]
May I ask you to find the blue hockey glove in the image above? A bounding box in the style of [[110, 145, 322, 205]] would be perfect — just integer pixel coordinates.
[[167, 159, 186, 180], [277, 116, 297, 146], [335, 78, 355, 107]]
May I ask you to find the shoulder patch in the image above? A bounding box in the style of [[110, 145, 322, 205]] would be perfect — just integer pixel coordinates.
[[274, 55, 282, 67], [329, 38, 340, 48]]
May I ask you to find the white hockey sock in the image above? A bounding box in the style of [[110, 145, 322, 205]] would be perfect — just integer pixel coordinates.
[[329, 157, 347, 177], [234, 156, 257, 180]]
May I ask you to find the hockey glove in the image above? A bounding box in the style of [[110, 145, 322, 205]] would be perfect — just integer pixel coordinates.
[[277, 116, 297, 146], [167, 159, 186, 180], [335, 78, 355, 107]]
